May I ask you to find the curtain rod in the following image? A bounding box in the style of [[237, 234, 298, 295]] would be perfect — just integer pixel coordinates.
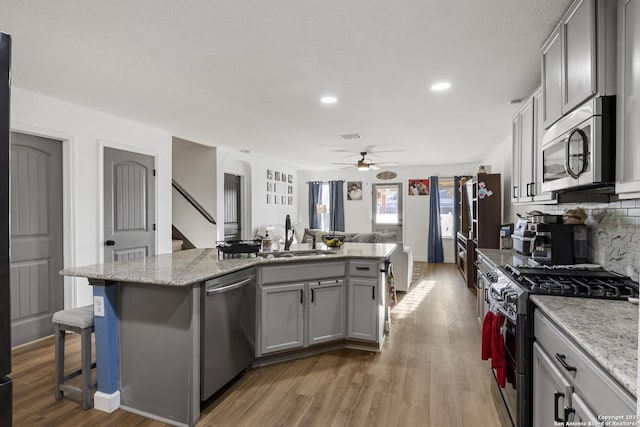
[[305, 180, 345, 184]]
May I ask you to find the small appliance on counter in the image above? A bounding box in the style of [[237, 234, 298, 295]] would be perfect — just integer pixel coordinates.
[[499, 224, 513, 250], [512, 219, 534, 256], [529, 223, 588, 265]]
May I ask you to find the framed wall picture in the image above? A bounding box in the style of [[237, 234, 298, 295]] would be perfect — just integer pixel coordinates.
[[280, 172, 286, 182], [288, 174, 293, 183], [267, 169, 273, 180], [288, 196, 293, 205], [288, 185, 293, 194], [267, 194, 272, 204], [408, 179, 429, 195], [347, 181, 363, 200], [274, 171, 281, 181], [267, 182, 273, 192], [281, 195, 286, 204]]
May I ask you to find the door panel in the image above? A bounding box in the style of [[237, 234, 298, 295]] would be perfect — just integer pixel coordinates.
[[372, 183, 402, 242], [104, 148, 155, 262], [9, 132, 63, 346]]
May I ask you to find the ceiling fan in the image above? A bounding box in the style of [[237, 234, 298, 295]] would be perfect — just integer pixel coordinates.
[[331, 152, 399, 171]]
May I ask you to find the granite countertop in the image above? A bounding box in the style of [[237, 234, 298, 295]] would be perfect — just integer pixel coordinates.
[[531, 295, 638, 397], [476, 248, 532, 268], [60, 242, 397, 287]]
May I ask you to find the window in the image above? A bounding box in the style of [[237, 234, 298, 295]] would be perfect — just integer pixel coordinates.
[[317, 183, 331, 231], [439, 178, 455, 238]]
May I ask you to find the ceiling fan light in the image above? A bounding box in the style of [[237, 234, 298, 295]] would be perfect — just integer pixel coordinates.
[[357, 160, 370, 171]]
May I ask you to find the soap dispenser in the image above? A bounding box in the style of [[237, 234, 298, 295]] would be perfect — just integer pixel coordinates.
[[262, 231, 272, 251]]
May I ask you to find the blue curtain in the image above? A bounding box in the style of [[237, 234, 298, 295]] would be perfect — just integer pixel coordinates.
[[308, 181, 322, 229], [428, 176, 444, 263], [329, 180, 345, 232], [453, 176, 462, 261]]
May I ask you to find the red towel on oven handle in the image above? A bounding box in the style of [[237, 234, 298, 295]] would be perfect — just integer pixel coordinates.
[[481, 311, 495, 360], [492, 313, 507, 388]]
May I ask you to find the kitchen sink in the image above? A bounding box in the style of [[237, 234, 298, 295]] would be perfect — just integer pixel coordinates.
[[257, 249, 338, 259]]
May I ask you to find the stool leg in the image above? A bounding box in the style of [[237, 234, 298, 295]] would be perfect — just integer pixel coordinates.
[[80, 327, 93, 410], [54, 324, 64, 401]]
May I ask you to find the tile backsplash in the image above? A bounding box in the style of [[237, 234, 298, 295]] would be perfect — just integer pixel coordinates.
[[513, 200, 640, 282]]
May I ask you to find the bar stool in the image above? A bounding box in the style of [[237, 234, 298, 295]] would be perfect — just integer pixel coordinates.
[[52, 305, 96, 409]]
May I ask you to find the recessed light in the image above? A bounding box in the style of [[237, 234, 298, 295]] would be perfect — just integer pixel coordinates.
[[430, 82, 452, 92], [320, 95, 338, 104]]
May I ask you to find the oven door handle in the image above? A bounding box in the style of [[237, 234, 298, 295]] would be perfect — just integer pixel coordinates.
[[496, 305, 517, 323]]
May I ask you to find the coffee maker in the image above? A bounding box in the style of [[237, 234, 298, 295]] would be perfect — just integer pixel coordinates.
[[529, 223, 588, 265]]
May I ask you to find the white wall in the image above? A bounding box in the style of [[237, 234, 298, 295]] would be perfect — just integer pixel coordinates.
[[216, 148, 298, 241], [298, 163, 478, 262], [172, 137, 217, 247], [11, 87, 173, 308]]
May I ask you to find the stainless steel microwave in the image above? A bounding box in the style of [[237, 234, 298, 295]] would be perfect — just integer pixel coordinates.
[[541, 96, 615, 193]]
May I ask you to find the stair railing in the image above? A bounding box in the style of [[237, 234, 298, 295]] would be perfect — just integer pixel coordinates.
[[172, 179, 217, 225]]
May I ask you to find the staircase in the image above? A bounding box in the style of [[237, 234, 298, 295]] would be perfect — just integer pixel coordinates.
[[172, 239, 184, 252]]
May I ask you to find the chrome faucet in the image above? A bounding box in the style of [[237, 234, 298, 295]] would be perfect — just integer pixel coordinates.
[[284, 214, 294, 251]]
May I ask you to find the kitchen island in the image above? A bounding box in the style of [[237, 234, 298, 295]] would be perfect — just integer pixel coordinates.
[[60, 243, 397, 427]]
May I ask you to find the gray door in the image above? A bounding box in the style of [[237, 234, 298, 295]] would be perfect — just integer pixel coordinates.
[[223, 173, 241, 241], [104, 148, 155, 262], [372, 183, 403, 243], [10, 132, 64, 346]]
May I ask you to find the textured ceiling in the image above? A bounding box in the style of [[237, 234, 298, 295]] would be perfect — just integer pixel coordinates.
[[2, 0, 572, 170]]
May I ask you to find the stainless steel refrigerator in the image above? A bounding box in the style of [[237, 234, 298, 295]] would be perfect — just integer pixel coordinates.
[[0, 31, 12, 426]]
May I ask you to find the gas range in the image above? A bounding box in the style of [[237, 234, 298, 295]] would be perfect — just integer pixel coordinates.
[[484, 263, 639, 427]]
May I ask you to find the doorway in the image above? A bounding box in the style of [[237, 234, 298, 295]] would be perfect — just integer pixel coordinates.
[[372, 183, 403, 243], [103, 147, 155, 262], [224, 173, 242, 241], [10, 132, 64, 346]]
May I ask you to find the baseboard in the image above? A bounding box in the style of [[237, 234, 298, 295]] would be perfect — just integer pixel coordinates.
[[94, 390, 120, 413]]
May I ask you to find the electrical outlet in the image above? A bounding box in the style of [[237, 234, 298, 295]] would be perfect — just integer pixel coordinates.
[[94, 296, 105, 317]]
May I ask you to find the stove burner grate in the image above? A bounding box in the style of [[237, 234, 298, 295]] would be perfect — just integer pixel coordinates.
[[504, 265, 639, 299]]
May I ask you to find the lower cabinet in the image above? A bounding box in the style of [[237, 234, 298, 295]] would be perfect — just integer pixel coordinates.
[[532, 342, 573, 427], [260, 279, 347, 355], [533, 309, 634, 425], [260, 282, 305, 354], [347, 277, 378, 342], [308, 279, 346, 345]]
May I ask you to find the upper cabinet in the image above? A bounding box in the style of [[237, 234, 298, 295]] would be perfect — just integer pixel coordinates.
[[512, 97, 534, 203], [541, 0, 617, 129], [512, 87, 556, 204], [616, 0, 640, 198], [542, 26, 564, 127]]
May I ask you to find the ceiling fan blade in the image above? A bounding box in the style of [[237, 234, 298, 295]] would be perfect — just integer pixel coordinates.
[[369, 164, 380, 170], [331, 162, 356, 165], [373, 161, 399, 166]]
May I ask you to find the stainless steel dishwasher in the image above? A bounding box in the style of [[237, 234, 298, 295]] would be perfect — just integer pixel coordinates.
[[201, 269, 256, 401]]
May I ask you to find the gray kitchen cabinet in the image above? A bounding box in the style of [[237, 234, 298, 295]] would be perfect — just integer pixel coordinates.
[[260, 282, 305, 354], [533, 309, 635, 424], [532, 342, 573, 427], [512, 97, 534, 203], [511, 87, 555, 204], [562, 0, 597, 112], [308, 279, 346, 345], [616, 0, 640, 198], [542, 24, 563, 128], [532, 88, 555, 202], [541, 0, 616, 129], [347, 277, 378, 342], [570, 393, 603, 426]]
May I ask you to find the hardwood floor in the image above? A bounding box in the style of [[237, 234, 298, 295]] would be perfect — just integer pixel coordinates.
[[11, 263, 501, 426]]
